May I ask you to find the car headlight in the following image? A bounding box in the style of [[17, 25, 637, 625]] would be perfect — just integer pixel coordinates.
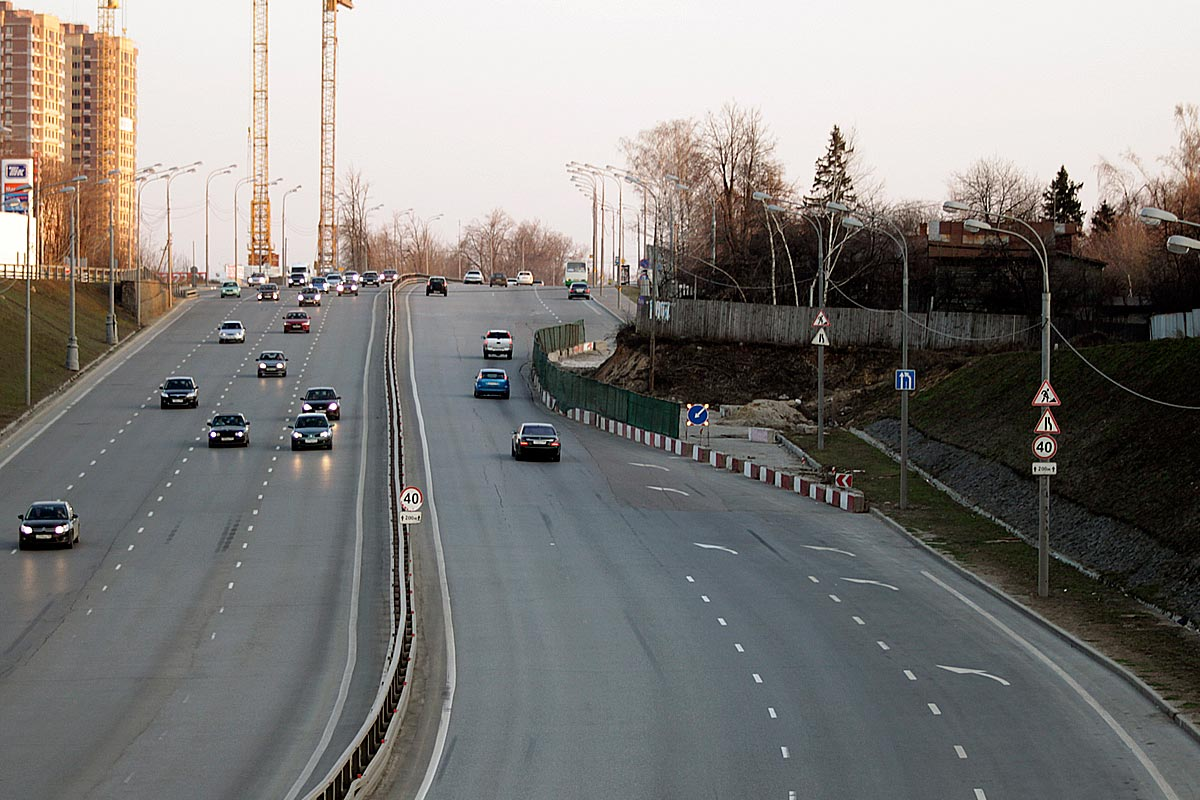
[[276, 362, 285, 368], [302, 403, 313, 411], [187, 390, 198, 397], [20, 525, 32, 534], [259, 362, 268, 369], [160, 392, 169, 398], [292, 431, 303, 439], [319, 431, 331, 438], [234, 431, 244, 437], [328, 402, 338, 410], [53, 524, 68, 534], [209, 431, 219, 438]]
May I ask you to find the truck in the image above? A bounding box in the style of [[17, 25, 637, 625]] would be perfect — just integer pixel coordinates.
[[563, 261, 587, 287]]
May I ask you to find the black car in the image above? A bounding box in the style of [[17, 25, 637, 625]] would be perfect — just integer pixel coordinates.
[[289, 413, 335, 451], [489, 272, 508, 287], [18, 500, 79, 549], [426, 276, 448, 296], [257, 283, 281, 301], [160, 376, 199, 408], [301, 386, 341, 419], [257, 351, 288, 377], [336, 279, 359, 296], [286, 271, 307, 287], [511, 422, 561, 461], [361, 271, 380, 286], [207, 413, 251, 448]]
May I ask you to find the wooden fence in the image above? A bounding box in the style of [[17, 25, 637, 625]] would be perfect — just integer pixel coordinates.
[[635, 298, 1041, 352]]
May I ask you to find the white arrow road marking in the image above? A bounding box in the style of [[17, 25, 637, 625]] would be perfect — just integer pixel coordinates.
[[841, 577, 900, 591], [647, 486, 690, 496], [936, 665, 1012, 686], [802, 545, 856, 557], [630, 462, 670, 471], [694, 543, 738, 555]]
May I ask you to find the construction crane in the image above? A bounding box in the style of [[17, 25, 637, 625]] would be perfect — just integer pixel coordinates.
[[249, 0, 272, 268], [318, 0, 353, 274], [97, 1, 119, 227]]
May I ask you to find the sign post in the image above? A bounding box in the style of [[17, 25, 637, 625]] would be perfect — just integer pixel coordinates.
[[1031, 380, 1062, 596], [812, 309, 830, 449]]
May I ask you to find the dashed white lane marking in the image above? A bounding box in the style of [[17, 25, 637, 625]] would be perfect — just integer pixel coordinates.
[[974, 790, 987, 800], [146, 511, 153, 518], [852, 616, 865, 625], [128, 545, 134, 551], [829, 594, 841, 603], [790, 792, 797, 800], [780, 746, 790, 759], [686, 576, 694, 583], [841, 577, 900, 591], [115, 564, 122, 571], [102, 585, 108, 592], [258, 494, 264, 501], [211, 632, 217, 640], [802, 545, 856, 557], [701, 595, 710, 603], [66, 484, 74, 491], [242, 542, 248, 549], [734, 643, 744, 653], [629, 462, 670, 471], [904, 670, 917, 681], [156, 496, 163, 502], [227, 582, 234, 590], [768, 707, 777, 719], [717, 618, 727, 626], [252, 510, 259, 516], [247, 525, 254, 531], [86, 608, 93, 615], [808, 576, 820, 583], [174, 469, 181, 475], [877, 641, 890, 651], [955, 745, 968, 759], [235, 561, 242, 568], [137, 527, 144, 534], [752, 673, 763, 684], [100, 449, 106, 454], [936, 665, 1012, 686], [928, 703, 942, 716], [694, 543, 738, 555], [77, 472, 85, 478], [89, 460, 96, 466], [646, 485, 689, 495]]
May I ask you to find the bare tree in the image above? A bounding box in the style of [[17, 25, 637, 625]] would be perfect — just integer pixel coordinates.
[[947, 156, 1041, 220], [336, 166, 371, 271], [461, 209, 513, 275]]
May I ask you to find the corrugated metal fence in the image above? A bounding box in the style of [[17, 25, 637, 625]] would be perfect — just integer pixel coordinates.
[[533, 320, 680, 439], [635, 298, 1041, 352], [1150, 309, 1200, 340]]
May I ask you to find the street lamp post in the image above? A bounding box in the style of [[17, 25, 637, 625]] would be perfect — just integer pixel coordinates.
[[60, 183, 82, 370], [8, 181, 34, 404], [233, 176, 252, 276], [281, 185, 302, 270], [100, 168, 122, 344], [363, 203, 384, 271], [205, 164, 237, 287], [136, 170, 168, 327], [422, 213, 444, 274], [946, 200, 1052, 596], [165, 166, 199, 308]]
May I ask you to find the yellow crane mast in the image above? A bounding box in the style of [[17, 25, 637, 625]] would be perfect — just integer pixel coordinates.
[[97, 2, 118, 225], [250, 0, 272, 268], [318, 0, 353, 274]]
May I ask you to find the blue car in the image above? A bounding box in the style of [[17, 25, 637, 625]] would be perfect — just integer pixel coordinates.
[[474, 368, 510, 399]]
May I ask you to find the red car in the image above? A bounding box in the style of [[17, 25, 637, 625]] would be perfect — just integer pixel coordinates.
[[283, 311, 311, 333]]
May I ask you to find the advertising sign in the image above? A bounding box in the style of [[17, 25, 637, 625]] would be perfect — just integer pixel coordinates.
[[2, 159, 33, 214]]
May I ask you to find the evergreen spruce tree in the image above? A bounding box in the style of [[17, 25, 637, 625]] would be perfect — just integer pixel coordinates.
[[1041, 165, 1084, 225], [1090, 200, 1117, 234], [805, 125, 857, 207]]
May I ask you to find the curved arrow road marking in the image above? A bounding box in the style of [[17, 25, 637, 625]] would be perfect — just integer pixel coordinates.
[[936, 665, 1011, 686], [841, 578, 900, 591], [802, 545, 857, 557], [630, 462, 670, 471], [647, 486, 690, 496], [694, 543, 738, 555]]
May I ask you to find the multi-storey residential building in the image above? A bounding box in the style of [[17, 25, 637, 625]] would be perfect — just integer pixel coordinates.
[[0, 1, 67, 164]]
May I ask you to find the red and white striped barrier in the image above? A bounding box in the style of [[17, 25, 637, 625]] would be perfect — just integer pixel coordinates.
[[539, 389, 867, 513]]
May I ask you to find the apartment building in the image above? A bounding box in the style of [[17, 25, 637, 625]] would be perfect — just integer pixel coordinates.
[[0, 1, 68, 164]]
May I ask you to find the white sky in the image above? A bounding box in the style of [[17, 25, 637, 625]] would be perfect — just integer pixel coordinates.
[[27, 0, 1200, 270]]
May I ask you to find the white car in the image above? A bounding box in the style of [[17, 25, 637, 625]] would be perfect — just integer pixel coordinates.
[[463, 269, 484, 285], [516, 270, 534, 285], [247, 272, 268, 286], [482, 329, 513, 359], [218, 320, 246, 344]]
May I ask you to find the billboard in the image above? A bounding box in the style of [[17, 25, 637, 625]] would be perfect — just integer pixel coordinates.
[[2, 159, 33, 214]]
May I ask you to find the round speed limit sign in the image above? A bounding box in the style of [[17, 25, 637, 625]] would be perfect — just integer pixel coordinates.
[[399, 486, 424, 512], [1032, 435, 1058, 460]]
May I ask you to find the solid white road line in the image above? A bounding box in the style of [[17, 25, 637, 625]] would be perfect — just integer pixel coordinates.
[[936, 664, 1011, 687], [802, 545, 856, 557], [694, 543, 738, 555]]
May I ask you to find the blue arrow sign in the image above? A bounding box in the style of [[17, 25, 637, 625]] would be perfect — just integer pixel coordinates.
[[686, 403, 710, 427], [895, 369, 916, 392]]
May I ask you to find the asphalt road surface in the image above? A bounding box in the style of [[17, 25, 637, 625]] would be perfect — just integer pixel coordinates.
[[377, 282, 1200, 800], [0, 285, 393, 799]]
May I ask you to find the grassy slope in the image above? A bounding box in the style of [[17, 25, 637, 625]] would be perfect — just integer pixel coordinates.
[[0, 280, 140, 429]]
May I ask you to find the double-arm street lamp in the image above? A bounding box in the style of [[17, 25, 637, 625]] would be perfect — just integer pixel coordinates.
[[97, 168, 122, 344], [363, 203, 384, 271], [280, 185, 302, 269], [57, 181, 85, 370], [136, 169, 169, 327], [945, 200, 1053, 597], [205, 164, 237, 285], [1139, 206, 1200, 254], [9, 180, 34, 404], [165, 163, 202, 307]]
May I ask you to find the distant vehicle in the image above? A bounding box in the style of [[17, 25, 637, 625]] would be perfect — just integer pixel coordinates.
[[207, 413, 250, 448], [286, 271, 307, 287], [289, 413, 334, 451], [310, 276, 329, 294], [247, 272, 268, 286], [482, 329, 514, 359], [302, 386, 341, 419], [426, 276, 448, 296], [298, 287, 321, 306], [563, 261, 588, 286], [160, 376, 199, 409], [220, 280, 241, 298], [489, 272, 507, 287], [18, 500, 79, 549], [516, 270, 534, 285], [283, 311, 311, 333], [361, 271, 380, 286], [381, 269, 398, 283], [474, 368, 510, 399], [257, 351, 288, 377], [256, 283, 280, 301], [568, 282, 590, 300], [336, 279, 358, 296], [463, 269, 484, 285], [218, 320, 247, 343], [343, 270, 360, 284], [511, 422, 561, 461], [506, 277, 519, 287]]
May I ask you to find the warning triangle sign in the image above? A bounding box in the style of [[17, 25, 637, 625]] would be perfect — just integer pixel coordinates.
[[1031, 379, 1061, 407], [1034, 408, 1061, 435], [812, 309, 831, 328], [811, 328, 830, 347]]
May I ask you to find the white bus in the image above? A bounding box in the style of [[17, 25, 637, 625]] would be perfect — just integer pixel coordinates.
[[563, 261, 588, 287]]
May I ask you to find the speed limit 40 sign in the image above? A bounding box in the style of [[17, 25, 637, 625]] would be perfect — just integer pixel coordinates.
[[400, 486, 424, 512], [1032, 435, 1058, 460]]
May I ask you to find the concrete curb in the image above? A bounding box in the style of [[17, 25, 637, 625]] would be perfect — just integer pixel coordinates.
[[870, 507, 1200, 746], [537, 384, 867, 513]]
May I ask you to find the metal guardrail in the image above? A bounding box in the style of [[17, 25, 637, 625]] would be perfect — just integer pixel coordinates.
[[301, 276, 425, 800]]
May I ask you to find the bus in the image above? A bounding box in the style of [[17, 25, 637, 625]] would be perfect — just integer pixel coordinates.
[[563, 261, 588, 287]]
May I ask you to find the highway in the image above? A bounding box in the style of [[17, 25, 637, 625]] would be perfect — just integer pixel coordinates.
[[0, 284, 394, 799], [380, 282, 1200, 799]]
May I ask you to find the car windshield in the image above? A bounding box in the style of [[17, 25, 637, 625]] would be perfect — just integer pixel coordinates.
[[522, 425, 557, 437], [260, 284, 277, 291], [212, 415, 244, 427], [306, 389, 336, 400], [260, 352, 283, 360], [296, 415, 329, 429], [487, 331, 511, 339], [26, 504, 68, 520], [480, 370, 507, 380], [222, 281, 236, 287], [164, 379, 193, 390], [287, 312, 307, 319], [221, 322, 242, 329]]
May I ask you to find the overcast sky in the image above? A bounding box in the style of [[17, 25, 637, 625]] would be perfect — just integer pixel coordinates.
[[28, 0, 1200, 271]]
